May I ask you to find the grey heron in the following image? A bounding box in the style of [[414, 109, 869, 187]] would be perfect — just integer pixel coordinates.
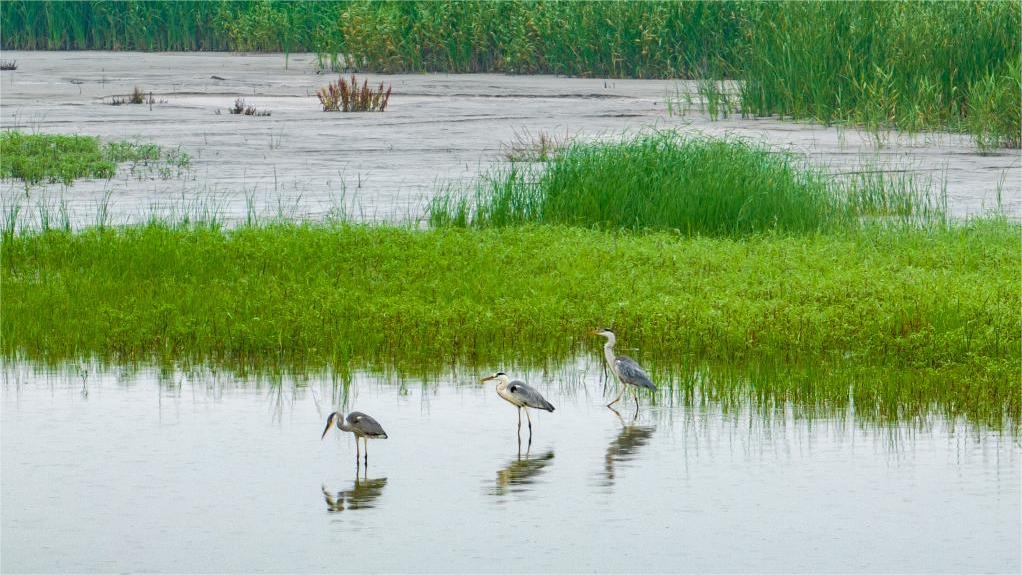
[[481, 372, 555, 437], [321, 411, 388, 463], [593, 328, 657, 411]]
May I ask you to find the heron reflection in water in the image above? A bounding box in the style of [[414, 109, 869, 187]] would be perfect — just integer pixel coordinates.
[[602, 408, 655, 487], [491, 445, 555, 497], [322, 469, 388, 512]]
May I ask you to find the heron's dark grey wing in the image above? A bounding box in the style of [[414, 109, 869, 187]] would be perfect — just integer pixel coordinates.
[[508, 381, 555, 412], [614, 356, 656, 391], [347, 411, 388, 438]]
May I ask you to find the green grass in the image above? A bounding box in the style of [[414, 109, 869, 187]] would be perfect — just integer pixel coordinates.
[[430, 133, 944, 235], [3, 1, 1018, 147], [3, 217, 1017, 380], [1, 131, 114, 185], [0, 131, 191, 185]]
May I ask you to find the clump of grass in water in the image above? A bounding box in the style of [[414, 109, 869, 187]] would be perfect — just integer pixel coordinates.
[[317, 74, 391, 112], [226, 97, 271, 117], [502, 128, 572, 163], [0, 131, 115, 185], [0, 132, 190, 185], [434, 133, 952, 234], [0, 59, 16, 71], [110, 86, 162, 106], [433, 133, 854, 235]]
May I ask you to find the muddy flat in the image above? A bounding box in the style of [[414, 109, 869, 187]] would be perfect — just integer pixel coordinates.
[[1, 51, 1018, 224]]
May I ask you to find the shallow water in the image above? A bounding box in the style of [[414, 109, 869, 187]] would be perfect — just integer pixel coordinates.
[[1, 51, 1019, 228], [3, 364, 1018, 573]]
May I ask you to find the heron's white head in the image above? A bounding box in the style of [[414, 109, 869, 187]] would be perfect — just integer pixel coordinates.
[[321, 411, 340, 440], [593, 328, 616, 345], [481, 372, 509, 385]]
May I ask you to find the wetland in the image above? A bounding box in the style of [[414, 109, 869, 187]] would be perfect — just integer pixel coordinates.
[[1, 24, 1020, 574]]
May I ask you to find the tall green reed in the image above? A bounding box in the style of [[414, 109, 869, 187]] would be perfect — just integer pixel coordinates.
[[429, 133, 948, 235], [3, 1, 1017, 146]]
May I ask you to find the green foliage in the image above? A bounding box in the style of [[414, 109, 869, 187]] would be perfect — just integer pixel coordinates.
[[2, 1, 1018, 145], [967, 55, 1022, 150], [0, 131, 114, 184], [3, 218, 1018, 379], [738, 1, 1021, 140], [0, 132, 191, 185], [430, 134, 944, 235]]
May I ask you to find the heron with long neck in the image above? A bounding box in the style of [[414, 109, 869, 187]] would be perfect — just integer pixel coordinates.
[[593, 328, 657, 411], [481, 372, 555, 438], [321, 411, 388, 464]]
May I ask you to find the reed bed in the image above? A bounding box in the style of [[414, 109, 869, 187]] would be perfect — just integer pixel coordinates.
[[738, 1, 1021, 148], [430, 133, 946, 234], [3, 1, 1017, 145]]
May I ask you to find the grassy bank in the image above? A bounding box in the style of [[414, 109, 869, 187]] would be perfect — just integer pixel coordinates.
[[3, 219, 1017, 371], [3, 1, 1018, 146], [430, 133, 945, 234]]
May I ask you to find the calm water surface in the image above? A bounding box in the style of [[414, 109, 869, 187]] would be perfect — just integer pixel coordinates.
[[3, 364, 1018, 573]]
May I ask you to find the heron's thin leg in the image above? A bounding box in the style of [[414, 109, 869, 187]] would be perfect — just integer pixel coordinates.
[[517, 407, 522, 433], [631, 386, 639, 412], [525, 407, 533, 435], [355, 435, 361, 463], [607, 385, 625, 408], [363, 437, 368, 464]]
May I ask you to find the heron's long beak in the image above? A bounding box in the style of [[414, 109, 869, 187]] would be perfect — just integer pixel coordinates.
[[321, 412, 337, 440], [481, 374, 496, 383]]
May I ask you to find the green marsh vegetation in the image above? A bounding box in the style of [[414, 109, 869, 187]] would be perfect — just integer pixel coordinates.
[[0, 131, 191, 186], [3, 216, 1019, 428], [430, 133, 947, 234], [2, 133, 1019, 428], [3, 1, 1018, 147]]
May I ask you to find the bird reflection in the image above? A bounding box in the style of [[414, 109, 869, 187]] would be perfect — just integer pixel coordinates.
[[322, 468, 387, 512], [602, 408, 654, 487], [491, 445, 555, 497]]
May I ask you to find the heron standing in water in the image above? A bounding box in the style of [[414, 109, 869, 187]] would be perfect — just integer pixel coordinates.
[[593, 328, 657, 411], [481, 372, 555, 437], [321, 411, 388, 464]]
